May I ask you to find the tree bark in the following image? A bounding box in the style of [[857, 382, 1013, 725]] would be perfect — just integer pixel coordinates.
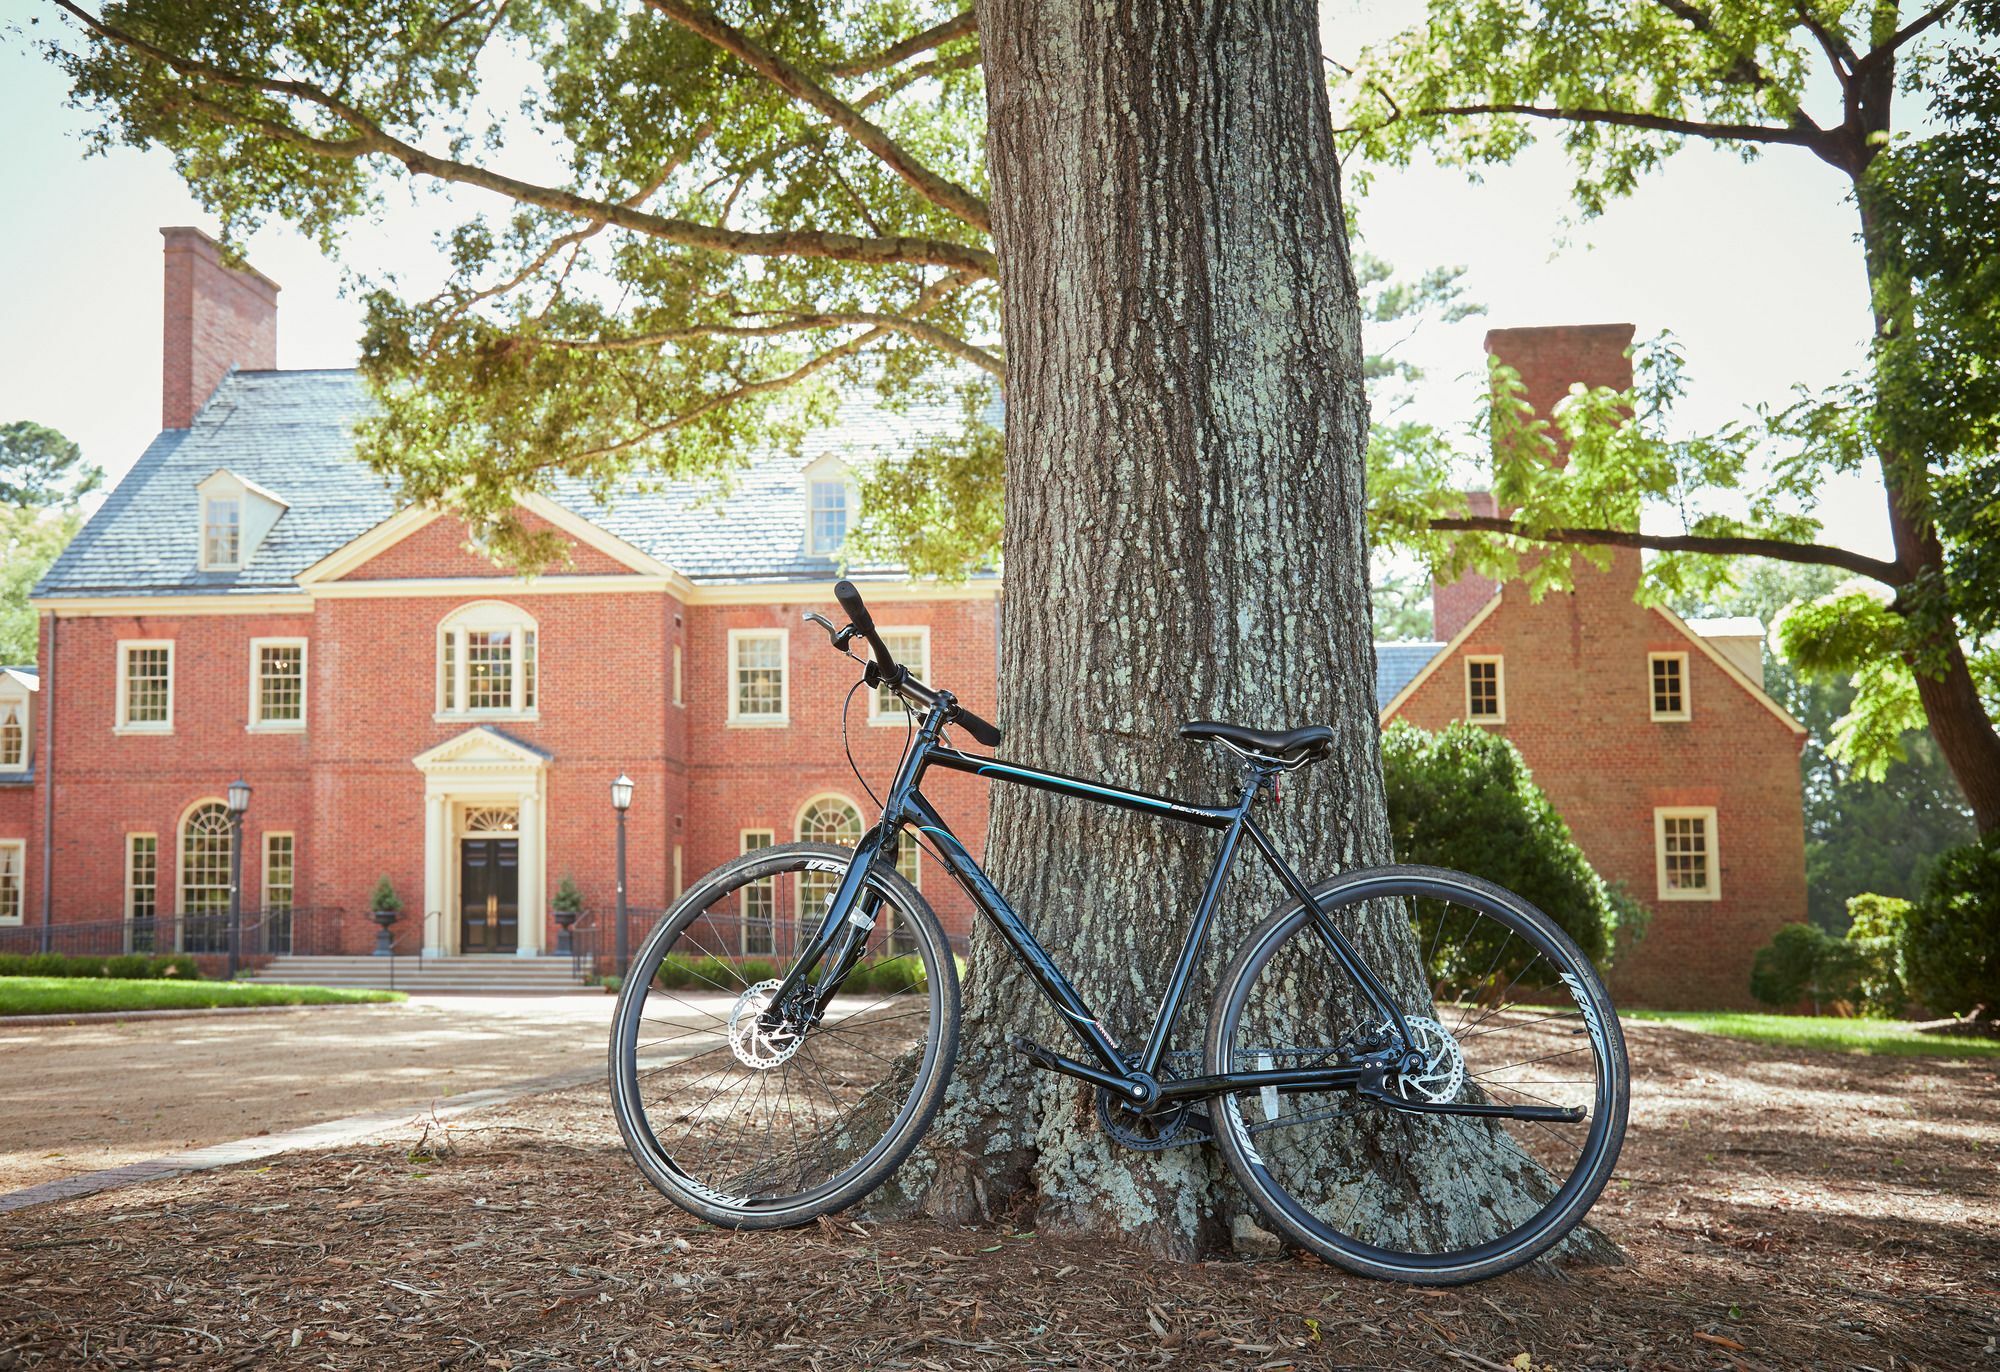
[[871, 0, 1432, 1256]]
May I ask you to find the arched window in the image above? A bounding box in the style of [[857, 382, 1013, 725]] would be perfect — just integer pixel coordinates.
[[0, 701, 24, 770], [796, 795, 863, 936], [180, 800, 234, 952], [438, 602, 538, 716]]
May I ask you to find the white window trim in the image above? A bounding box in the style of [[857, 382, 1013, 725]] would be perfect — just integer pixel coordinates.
[[115, 639, 176, 734], [0, 838, 24, 926], [200, 494, 242, 571], [1654, 806, 1721, 902], [1464, 654, 1506, 725], [263, 831, 296, 909], [125, 832, 158, 923], [435, 602, 540, 722], [671, 644, 685, 708], [672, 844, 684, 900], [868, 626, 932, 725], [726, 628, 790, 726], [794, 793, 864, 928], [248, 637, 309, 732], [0, 692, 29, 773], [1648, 651, 1691, 722], [739, 828, 777, 956]]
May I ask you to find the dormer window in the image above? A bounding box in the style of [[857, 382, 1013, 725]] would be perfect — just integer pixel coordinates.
[[196, 469, 287, 572], [203, 497, 241, 569], [809, 479, 848, 555], [0, 698, 26, 772]]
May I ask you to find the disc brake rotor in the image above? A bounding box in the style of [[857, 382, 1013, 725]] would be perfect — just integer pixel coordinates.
[[1387, 1015, 1466, 1104], [727, 979, 804, 1070]]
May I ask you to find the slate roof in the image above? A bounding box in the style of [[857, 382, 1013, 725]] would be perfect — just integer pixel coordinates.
[[37, 367, 1000, 598], [1374, 641, 1442, 712]]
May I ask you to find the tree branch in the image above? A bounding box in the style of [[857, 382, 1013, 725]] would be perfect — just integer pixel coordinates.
[[1648, 0, 1826, 133], [1425, 514, 1908, 585], [1856, 0, 1960, 71], [828, 9, 977, 78], [639, 0, 992, 233], [1791, 0, 1861, 76], [56, 0, 996, 276], [525, 311, 1003, 377], [1351, 100, 1832, 152]]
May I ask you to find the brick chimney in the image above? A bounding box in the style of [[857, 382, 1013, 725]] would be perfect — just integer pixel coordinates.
[[1430, 323, 1636, 641], [161, 227, 279, 430]]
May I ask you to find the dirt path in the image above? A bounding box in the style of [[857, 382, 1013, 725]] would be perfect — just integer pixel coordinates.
[[2, 1018, 1995, 1369], [0, 994, 620, 1191]]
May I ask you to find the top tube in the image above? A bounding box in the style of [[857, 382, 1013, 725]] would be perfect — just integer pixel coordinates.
[[922, 744, 1238, 829]]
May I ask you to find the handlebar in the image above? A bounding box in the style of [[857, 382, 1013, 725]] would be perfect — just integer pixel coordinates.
[[826, 580, 1002, 747]]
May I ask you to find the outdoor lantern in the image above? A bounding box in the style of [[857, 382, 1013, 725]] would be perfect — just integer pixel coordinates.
[[610, 773, 634, 811], [227, 778, 252, 813]]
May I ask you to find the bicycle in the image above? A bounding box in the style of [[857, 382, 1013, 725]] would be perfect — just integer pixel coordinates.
[[609, 580, 1629, 1284]]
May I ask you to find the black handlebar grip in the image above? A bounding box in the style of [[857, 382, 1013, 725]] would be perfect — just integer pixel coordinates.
[[833, 579, 876, 636], [955, 708, 1002, 748]]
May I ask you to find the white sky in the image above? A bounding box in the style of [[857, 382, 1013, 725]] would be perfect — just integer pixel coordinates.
[[0, 0, 1895, 559]]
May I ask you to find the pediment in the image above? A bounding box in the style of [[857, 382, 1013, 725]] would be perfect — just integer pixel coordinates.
[[412, 725, 553, 774]]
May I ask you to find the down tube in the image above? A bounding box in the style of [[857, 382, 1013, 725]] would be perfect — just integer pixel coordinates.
[[901, 791, 1129, 1074]]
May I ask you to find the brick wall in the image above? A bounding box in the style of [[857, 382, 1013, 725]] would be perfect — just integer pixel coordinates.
[[342, 512, 636, 580]]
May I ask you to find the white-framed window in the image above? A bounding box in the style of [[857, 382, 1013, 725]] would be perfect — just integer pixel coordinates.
[[740, 829, 776, 955], [869, 627, 932, 724], [202, 495, 241, 570], [887, 830, 921, 956], [437, 602, 538, 719], [728, 629, 788, 725], [796, 795, 863, 940], [1655, 807, 1720, 901], [116, 640, 175, 733], [672, 844, 683, 900], [0, 840, 23, 926], [1464, 655, 1505, 723], [0, 696, 27, 771], [671, 644, 685, 708], [263, 832, 295, 913], [249, 638, 307, 730], [808, 479, 849, 555], [180, 799, 234, 952], [1649, 652, 1690, 721], [126, 833, 159, 928]]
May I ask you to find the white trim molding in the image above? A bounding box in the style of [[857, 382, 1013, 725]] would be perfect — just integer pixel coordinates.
[[415, 727, 552, 957], [1648, 651, 1691, 722], [727, 628, 790, 726], [0, 838, 25, 926], [115, 639, 176, 734], [1464, 654, 1506, 725], [248, 637, 309, 732], [436, 601, 540, 722], [1654, 806, 1721, 902]]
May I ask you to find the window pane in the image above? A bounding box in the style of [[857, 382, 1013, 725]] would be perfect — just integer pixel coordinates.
[[522, 630, 537, 709], [1662, 816, 1709, 892], [181, 803, 233, 951], [1652, 657, 1683, 716], [734, 635, 785, 717], [204, 498, 240, 566], [258, 644, 304, 723], [0, 704, 21, 766], [798, 799, 863, 940], [126, 647, 171, 724], [741, 831, 775, 955], [442, 631, 456, 710], [1467, 660, 1501, 718], [0, 846, 21, 924], [874, 631, 928, 716], [127, 835, 157, 948], [466, 629, 514, 710], [810, 480, 848, 553], [264, 834, 294, 913]]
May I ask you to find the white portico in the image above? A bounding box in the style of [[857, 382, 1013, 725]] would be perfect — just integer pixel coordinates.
[[413, 726, 552, 956]]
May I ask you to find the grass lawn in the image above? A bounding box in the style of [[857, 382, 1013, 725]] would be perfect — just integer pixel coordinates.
[[1628, 1009, 2000, 1058], [0, 976, 405, 1016]]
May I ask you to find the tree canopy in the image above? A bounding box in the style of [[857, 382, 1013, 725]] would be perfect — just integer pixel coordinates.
[[1, 420, 100, 663], [1337, 1, 2000, 830]]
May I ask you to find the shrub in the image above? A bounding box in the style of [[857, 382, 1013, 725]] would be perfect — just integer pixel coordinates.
[[835, 961, 875, 995], [1843, 894, 1911, 1017], [553, 875, 584, 915], [369, 875, 402, 913], [1750, 923, 1858, 1011], [869, 956, 928, 995], [1901, 831, 2000, 1018], [736, 958, 779, 984], [1381, 721, 1630, 968], [0, 952, 201, 981]]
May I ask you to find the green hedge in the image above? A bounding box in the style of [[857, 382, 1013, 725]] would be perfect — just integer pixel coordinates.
[[647, 953, 929, 995], [0, 952, 202, 981]]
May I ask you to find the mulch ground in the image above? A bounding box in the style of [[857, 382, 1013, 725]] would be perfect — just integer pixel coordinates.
[[1, 1018, 1995, 1370]]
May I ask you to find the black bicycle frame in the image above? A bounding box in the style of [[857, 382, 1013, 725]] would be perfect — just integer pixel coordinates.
[[770, 698, 1425, 1111]]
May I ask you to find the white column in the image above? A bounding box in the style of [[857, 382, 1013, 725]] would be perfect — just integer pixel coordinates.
[[423, 791, 448, 956], [516, 790, 541, 956]]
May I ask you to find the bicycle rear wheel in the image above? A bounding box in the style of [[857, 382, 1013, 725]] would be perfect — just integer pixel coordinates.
[[608, 841, 960, 1227], [1206, 864, 1628, 1284]]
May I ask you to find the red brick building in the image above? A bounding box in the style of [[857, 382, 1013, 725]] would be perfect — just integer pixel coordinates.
[[0, 233, 1804, 1005], [1378, 325, 1809, 1009]]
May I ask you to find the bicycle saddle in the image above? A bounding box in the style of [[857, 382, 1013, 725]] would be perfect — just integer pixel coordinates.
[[1179, 719, 1334, 764]]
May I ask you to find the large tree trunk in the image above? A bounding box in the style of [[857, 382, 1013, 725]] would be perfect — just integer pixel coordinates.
[[875, 0, 1404, 1256]]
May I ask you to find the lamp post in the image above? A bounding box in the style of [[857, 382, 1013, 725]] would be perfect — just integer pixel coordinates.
[[610, 774, 634, 977], [225, 779, 252, 980]]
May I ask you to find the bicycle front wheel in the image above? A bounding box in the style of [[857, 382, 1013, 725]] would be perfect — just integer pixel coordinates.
[[1206, 864, 1628, 1284], [608, 842, 960, 1228]]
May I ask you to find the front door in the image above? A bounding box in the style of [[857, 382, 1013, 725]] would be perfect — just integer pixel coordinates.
[[459, 838, 519, 953]]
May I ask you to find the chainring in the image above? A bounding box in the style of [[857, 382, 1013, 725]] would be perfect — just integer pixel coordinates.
[[1094, 1051, 1210, 1151]]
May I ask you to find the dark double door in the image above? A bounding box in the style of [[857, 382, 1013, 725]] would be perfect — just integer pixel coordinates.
[[460, 838, 519, 953]]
